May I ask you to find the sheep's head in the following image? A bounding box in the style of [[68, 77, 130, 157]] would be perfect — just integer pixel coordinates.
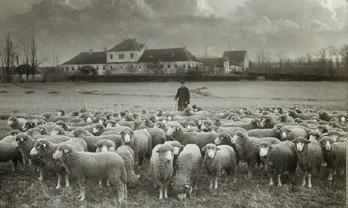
[[258, 143, 271, 158], [200, 120, 212, 132], [56, 121, 68, 131], [85, 115, 94, 123], [12, 133, 30, 147], [280, 127, 291, 140], [327, 130, 342, 142], [275, 107, 283, 114], [308, 131, 321, 141], [172, 176, 191, 201], [292, 137, 310, 152], [73, 128, 87, 137], [7, 116, 18, 128], [56, 110, 65, 117], [261, 116, 272, 128], [239, 107, 247, 115], [288, 110, 296, 118], [23, 121, 36, 131], [230, 131, 248, 144], [214, 133, 231, 145], [277, 115, 287, 123], [106, 120, 116, 128], [96, 139, 116, 153], [250, 119, 260, 128], [166, 125, 182, 137], [51, 126, 65, 136], [98, 117, 107, 127], [316, 125, 328, 134], [38, 126, 47, 135], [202, 143, 220, 159], [157, 144, 175, 161], [53, 144, 74, 160], [92, 123, 105, 136], [164, 141, 183, 155], [156, 110, 163, 117], [36, 119, 46, 126], [121, 129, 134, 145], [9, 129, 21, 136], [30, 140, 50, 156], [319, 136, 334, 151], [155, 121, 167, 131]]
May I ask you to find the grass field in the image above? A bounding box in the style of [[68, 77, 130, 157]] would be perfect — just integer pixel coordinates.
[[0, 81, 346, 208]]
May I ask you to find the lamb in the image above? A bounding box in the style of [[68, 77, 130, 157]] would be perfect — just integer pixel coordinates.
[[53, 144, 127, 202], [259, 141, 297, 187], [230, 131, 280, 178], [120, 129, 152, 167], [166, 125, 218, 149], [0, 135, 22, 171], [292, 136, 323, 188], [150, 143, 175, 199], [96, 140, 139, 187], [202, 144, 237, 193], [172, 144, 202, 201]]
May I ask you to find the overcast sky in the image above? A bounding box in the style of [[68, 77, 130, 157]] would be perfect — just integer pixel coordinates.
[[0, 0, 347, 65]]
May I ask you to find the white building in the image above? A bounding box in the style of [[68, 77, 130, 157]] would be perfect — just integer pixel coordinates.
[[222, 50, 250, 73]]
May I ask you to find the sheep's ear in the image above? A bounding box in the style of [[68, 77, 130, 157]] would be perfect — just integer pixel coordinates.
[[201, 147, 207, 152], [305, 140, 311, 144], [63, 149, 70, 154], [42, 143, 47, 148]]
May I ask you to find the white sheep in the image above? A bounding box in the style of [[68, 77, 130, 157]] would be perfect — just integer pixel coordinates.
[[202, 144, 237, 193], [53, 144, 127, 202]]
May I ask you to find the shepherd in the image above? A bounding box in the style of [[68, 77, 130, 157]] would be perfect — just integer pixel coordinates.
[[174, 80, 190, 111]]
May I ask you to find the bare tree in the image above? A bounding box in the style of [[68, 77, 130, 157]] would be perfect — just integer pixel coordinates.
[[338, 44, 348, 71], [0, 33, 16, 82], [256, 49, 271, 73]]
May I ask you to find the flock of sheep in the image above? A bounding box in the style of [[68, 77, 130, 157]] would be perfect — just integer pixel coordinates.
[[0, 106, 347, 203]]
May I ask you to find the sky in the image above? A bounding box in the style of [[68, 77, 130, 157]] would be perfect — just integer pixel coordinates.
[[0, 0, 346, 65]]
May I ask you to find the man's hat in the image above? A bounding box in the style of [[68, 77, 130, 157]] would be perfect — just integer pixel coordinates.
[[180, 80, 185, 84]]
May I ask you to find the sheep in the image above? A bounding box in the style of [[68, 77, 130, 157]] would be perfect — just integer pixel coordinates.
[[74, 127, 122, 152], [150, 143, 175, 199], [7, 116, 27, 131], [292, 136, 323, 188], [319, 136, 346, 181], [148, 127, 166, 148], [260, 116, 276, 129], [120, 129, 152, 167], [279, 126, 307, 141], [202, 144, 236, 193], [220, 119, 260, 130], [172, 144, 202, 201], [276, 114, 294, 123], [247, 128, 280, 139], [53, 144, 127, 202], [166, 125, 218, 149], [288, 110, 317, 120], [230, 131, 280, 178], [0, 135, 22, 171], [96, 140, 139, 187], [259, 141, 297, 187], [30, 137, 87, 189]]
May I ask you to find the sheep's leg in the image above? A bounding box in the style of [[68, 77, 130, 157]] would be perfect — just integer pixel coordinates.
[[159, 188, 163, 199], [214, 177, 218, 190], [164, 186, 168, 199], [107, 180, 110, 187], [56, 174, 62, 189], [307, 174, 312, 189], [38, 170, 43, 181], [28, 159, 32, 166], [301, 172, 307, 187], [65, 174, 70, 188], [80, 186, 86, 201], [99, 180, 103, 188], [269, 177, 274, 186], [124, 184, 128, 200], [328, 169, 333, 181], [209, 177, 214, 193], [277, 174, 282, 187], [116, 181, 126, 203]]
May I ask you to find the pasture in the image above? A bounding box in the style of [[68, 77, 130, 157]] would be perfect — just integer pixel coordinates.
[[0, 81, 346, 208]]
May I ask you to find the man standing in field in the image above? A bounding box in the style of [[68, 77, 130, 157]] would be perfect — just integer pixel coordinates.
[[174, 80, 190, 111]]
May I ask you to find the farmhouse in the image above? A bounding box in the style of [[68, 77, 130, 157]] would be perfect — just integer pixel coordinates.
[[222, 50, 250, 73], [61, 39, 201, 75]]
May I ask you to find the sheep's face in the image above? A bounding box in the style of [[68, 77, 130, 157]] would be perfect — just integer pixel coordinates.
[[156, 110, 162, 117], [106, 121, 115, 128], [166, 126, 181, 137], [215, 134, 229, 145], [51, 127, 64, 136], [10, 129, 21, 136], [92, 124, 104, 136], [16, 133, 30, 145], [86, 116, 93, 123], [341, 116, 346, 123], [7, 117, 18, 128], [73, 128, 86, 137], [57, 110, 65, 117], [30, 141, 49, 156], [259, 144, 270, 157], [173, 177, 190, 201], [309, 132, 319, 141], [275, 107, 283, 114], [280, 128, 291, 139], [96, 140, 116, 153], [230, 132, 247, 144], [98, 118, 106, 126], [202, 145, 219, 159], [38, 127, 47, 135], [53, 145, 72, 160], [121, 130, 133, 145], [201, 121, 212, 132], [320, 137, 334, 151], [24, 122, 36, 131], [251, 119, 260, 128]]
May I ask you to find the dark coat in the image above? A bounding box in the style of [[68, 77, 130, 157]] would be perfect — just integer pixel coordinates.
[[175, 86, 190, 111]]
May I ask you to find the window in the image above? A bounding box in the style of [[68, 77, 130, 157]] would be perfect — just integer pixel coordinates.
[[103, 66, 105, 70], [168, 64, 171, 68], [130, 53, 134, 59], [119, 54, 125, 59], [175, 64, 178, 68], [121, 65, 123, 69], [139, 65, 142, 69], [110, 54, 113, 59]]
